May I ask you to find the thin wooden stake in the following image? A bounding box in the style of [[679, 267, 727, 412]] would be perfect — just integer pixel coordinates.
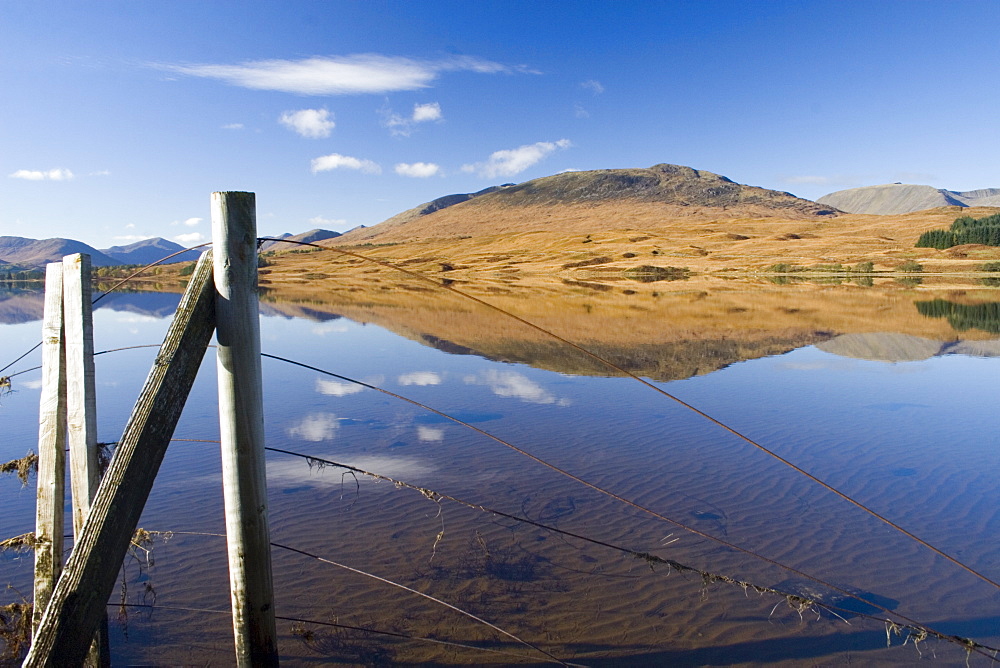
[[33, 263, 66, 631], [24, 251, 217, 667], [212, 191, 278, 666]]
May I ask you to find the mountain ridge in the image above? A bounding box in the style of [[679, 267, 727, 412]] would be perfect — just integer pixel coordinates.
[[338, 163, 840, 244], [818, 183, 1000, 214]]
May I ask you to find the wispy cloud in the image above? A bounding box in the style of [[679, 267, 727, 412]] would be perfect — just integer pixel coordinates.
[[174, 232, 205, 245], [279, 108, 335, 138], [311, 153, 381, 175], [398, 371, 441, 386], [382, 101, 444, 137], [89, 170, 111, 176], [9, 168, 74, 181], [581, 79, 604, 94], [462, 139, 571, 178], [394, 162, 440, 178], [171, 217, 202, 227], [161, 54, 517, 95], [783, 175, 835, 185], [113, 234, 155, 242], [222, 123, 245, 130], [308, 215, 348, 228]]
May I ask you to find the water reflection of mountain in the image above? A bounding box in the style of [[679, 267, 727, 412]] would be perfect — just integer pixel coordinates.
[[816, 332, 1000, 362], [95, 292, 181, 318], [259, 279, 1000, 381], [0, 288, 182, 324]]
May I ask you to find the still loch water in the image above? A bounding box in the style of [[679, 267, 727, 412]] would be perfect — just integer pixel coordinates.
[[2, 278, 1000, 665]]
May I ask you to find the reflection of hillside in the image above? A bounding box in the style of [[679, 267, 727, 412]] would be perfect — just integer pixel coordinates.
[[0, 288, 183, 324], [260, 277, 1000, 381], [0, 288, 44, 324]]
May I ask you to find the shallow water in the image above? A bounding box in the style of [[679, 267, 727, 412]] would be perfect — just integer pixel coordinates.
[[2, 279, 1000, 666]]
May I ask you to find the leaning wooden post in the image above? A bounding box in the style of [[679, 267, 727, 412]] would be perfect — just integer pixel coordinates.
[[33, 262, 67, 631], [212, 191, 278, 666], [61, 252, 109, 667], [24, 251, 217, 667]]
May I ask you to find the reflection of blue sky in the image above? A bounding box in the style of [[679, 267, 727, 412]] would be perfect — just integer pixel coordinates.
[[463, 369, 570, 406], [398, 371, 442, 386]]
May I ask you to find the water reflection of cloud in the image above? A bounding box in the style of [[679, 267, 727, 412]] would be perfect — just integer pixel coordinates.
[[287, 413, 339, 441], [311, 322, 350, 336], [267, 453, 434, 486], [463, 370, 570, 406], [316, 378, 365, 396], [417, 425, 444, 442], [398, 371, 441, 386]]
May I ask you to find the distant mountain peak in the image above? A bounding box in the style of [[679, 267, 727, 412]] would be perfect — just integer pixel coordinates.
[[818, 183, 1000, 214]]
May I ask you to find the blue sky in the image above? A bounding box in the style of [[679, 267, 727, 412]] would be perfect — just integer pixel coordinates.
[[3, 1, 999, 248]]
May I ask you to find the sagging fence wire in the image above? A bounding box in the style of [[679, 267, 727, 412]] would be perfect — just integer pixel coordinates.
[[2, 242, 999, 661]]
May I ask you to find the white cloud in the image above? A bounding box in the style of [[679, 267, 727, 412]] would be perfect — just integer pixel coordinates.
[[279, 108, 335, 138], [162, 54, 514, 96], [783, 175, 834, 185], [309, 215, 348, 228], [222, 123, 245, 130], [417, 426, 444, 442], [581, 79, 605, 94], [113, 234, 156, 242], [412, 102, 442, 122], [398, 371, 441, 386], [266, 453, 434, 486], [183, 217, 202, 227], [462, 139, 571, 178], [311, 321, 349, 335], [316, 378, 364, 396], [124, 223, 136, 229], [174, 232, 205, 244], [311, 153, 381, 175], [89, 170, 111, 176], [574, 104, 590, 119], [9, 168, 74, 181], [381, 101, 443, 136], [20, 379, 43, 390], [394, 162, 440, 178], [464, 370, 570, 405], [288, 413, 339, 442]]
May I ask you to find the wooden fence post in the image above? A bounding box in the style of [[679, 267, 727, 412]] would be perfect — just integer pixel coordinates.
[[33, 263, 66, 631], [211, 191, 278, 666], [60, 252, 109, 667], [62, 253, 99, 533], [24, 251, 217, 667]]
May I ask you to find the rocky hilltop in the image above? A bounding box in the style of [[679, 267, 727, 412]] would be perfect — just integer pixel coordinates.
[[818, 183, 1000, 214], [339, 164, 839, 243]]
